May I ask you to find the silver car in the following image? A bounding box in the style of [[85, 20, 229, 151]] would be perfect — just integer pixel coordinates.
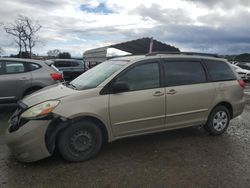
[[0, 58, 63, 105]]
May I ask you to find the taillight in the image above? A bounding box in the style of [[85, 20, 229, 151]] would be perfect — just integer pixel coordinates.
[[50, 73, 63, 81], [237, 79, 246, 88]]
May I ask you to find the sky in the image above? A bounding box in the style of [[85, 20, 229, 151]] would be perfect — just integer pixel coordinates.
[[0, 0, 250, 57]]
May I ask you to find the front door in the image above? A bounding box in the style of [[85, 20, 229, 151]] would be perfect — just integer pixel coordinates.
[[109, 61, 166, 137]]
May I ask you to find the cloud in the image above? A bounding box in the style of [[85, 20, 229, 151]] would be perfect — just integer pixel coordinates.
[[0, 0, 250, 56], [184, 0, 250, 9], [132, 3, 192, 24]]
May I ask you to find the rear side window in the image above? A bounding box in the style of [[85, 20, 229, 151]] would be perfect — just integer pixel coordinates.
[[116, 62, 160, 91], [164, 61, 207, 87], [6, 62, 25, 74], [204, 60, 236, 81], [29, 63, 41, 71]]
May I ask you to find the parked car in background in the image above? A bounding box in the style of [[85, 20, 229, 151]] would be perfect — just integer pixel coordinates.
[[231, 64, 250, 81], [236, 63, 250, 70], [0, 58, 63, 105], [6, 53, 245, 162], [48, 59, 85, 81]]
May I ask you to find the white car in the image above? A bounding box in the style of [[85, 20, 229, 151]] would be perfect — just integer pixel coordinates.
[[231, 64, 250, 81]]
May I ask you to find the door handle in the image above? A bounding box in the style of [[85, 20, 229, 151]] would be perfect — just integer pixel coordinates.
[[153, 91, 164, 96], [167, 89, 177, 95]]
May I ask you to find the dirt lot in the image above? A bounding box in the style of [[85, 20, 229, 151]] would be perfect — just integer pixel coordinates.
[[0, 87, 250, 188]]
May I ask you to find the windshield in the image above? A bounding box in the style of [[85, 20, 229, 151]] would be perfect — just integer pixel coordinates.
[[70, 60, 128, 90]]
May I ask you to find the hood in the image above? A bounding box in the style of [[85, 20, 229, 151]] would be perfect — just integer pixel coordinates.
[[22, 84, 77, 107]]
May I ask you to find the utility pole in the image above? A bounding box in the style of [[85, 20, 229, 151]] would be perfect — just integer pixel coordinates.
[[149, 37, 153, 53]]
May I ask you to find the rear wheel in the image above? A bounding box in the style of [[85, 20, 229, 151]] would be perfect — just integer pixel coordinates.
[[204, 106, 230, 135], [58, 120, 103, 162]]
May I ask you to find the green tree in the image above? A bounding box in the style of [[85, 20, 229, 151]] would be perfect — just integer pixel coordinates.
[[58, 52, 71, 59], [47, 49, 60, 58]]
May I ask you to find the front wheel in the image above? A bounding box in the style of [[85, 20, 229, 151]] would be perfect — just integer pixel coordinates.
[[204, 106, 230, 135], [58, 120, 103, 162]]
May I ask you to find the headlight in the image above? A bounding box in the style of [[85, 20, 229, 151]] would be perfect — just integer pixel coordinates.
[[21, 100, 60, 119]]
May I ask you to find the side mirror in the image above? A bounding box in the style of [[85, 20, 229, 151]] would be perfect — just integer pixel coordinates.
[[112, 82, 130, 93]]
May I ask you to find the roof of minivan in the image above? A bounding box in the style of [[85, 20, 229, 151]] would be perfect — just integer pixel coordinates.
[[110, 54, 227, 62]]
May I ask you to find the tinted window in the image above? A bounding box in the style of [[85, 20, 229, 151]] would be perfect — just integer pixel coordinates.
[[116, 62, 160, 91], [205, 60, 236, 81], [30, 63, 41, 71], [71, 61, 80, 67], [164, 61, 206, 87], [6, 62, 25, 74], [54, 61, 71, 67], [0, 61, 4, 75]]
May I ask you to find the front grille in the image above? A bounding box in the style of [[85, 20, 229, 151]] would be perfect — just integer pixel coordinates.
[[9, 101, 29, 133]]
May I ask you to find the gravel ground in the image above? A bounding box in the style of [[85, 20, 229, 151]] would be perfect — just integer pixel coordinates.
[[0, 88, 249, 188]]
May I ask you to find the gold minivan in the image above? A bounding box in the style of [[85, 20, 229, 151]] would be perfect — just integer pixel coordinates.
[[6, 53, 245, 162]]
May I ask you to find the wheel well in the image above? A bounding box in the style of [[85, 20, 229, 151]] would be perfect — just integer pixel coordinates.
[[23, 86, 43, 97], [69, 116, 109, 143], [214, 102, 233, 119], [50, 116, 109, 155]]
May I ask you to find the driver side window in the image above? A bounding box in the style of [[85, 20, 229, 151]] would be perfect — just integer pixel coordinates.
[[116, 62, 160, 91]]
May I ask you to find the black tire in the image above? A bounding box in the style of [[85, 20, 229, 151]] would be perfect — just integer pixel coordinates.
[[204, 105, 230, 135], [58, 120, 103, 162]]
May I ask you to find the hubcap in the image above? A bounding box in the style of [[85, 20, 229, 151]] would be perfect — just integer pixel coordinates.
[[213, 111, 228, 131], [70, 130, 93, 153]]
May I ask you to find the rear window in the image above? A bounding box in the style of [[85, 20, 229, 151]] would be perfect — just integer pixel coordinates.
[[54, 61, 71, 67], [164, 61, 207, 87], [204, 60, 236, 81]]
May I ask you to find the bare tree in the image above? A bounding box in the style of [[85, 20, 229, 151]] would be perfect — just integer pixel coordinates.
[[4, 15, 42, 58], [4, 18, 26, 57], [47, 49, 61, 58], [21, 16, 42, 58]]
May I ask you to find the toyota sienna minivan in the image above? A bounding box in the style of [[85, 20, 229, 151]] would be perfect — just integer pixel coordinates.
[[6, 53, 245, 162]]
